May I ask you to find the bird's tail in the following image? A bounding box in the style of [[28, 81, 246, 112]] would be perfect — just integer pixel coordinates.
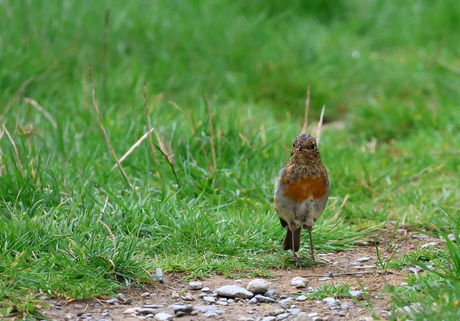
[[283, 228, 301, 252]]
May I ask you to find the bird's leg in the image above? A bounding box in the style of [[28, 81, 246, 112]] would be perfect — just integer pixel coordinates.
[[291, 229, 299, 261], [306, 226, 315, 262]]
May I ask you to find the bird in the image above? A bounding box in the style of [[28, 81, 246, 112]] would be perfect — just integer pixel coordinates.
[[274, 133, 329, 262]]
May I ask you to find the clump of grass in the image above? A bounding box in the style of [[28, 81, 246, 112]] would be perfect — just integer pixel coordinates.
[[303, 283, 352, 300], [389, 210, 460, 320]]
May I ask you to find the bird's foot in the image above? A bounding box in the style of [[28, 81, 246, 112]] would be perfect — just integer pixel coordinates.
[[292, 253, 300, 262]]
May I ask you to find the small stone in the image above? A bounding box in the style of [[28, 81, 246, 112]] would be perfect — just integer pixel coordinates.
[[279, 294, 289, 299], [247, 279, 271, 294], [322, 297, 337, 305], [64, 314, 73, 321], [279, 298, 293, 308], [203, 296, 216, 303], [291, 277, 308, 288], [288, 308, 301, 315], [294, 312, 313, 321], [102, 311, 110, 317], [194, 305, 218, 312], [270, 309, 286, 316], [296, 295, 307, 302], [123, 307, 140, 314], [448, 233, 458, 242], [318, 277, 331, 281], [215, 285, 254, 298], [411, 234, 428, 239], [122, 298, 132, 305], [171, 291, 180, 299], [235, 279, 242, 283], [263, 317, 277, 321], [189, 281, 203, 290], [359, 317, 374, 321], [341, 303, 349, 309], [172, 304, 193, 313], [264, 290, 276, 297], [175, 311, 186, 317], [39, 295, 50, 300], [106, 298, 118, 305], [216, 300, 228, 306], [141, 292, 151, 297], [201, 287, 211, 292], [408, 266, 423, 274], [139, 308, 158, 315], [116, 293, 126, 299], [155, 267, 164, 282], [154, 312, 173, 321], [215, 309, 225, 315], [421, 242, 437, 249], [182, 292, 194, 301], [144, 304, 164, 308], [349, 290, 364, 300], [356, 257, 370, 262], [204, 312, 217, 318], [400, 282, 408, 286], [228, 299, 235, 304], [255, 294, 276, 303], [248, 298, 258, 304], [276, 313, 290, 320]]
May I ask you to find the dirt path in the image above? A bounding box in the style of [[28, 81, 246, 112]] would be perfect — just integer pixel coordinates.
[[39, 230, 436, 321]]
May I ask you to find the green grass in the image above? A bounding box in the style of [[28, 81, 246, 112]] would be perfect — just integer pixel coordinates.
[[302, 283, 352, 300], [1, 0, 460, 319], [389, 215, 460, 320]]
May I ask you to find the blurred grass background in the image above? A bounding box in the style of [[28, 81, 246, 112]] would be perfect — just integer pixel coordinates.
[[1, 0, 459, 319]]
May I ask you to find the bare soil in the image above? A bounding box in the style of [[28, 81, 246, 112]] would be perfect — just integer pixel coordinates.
[[39, 229, 437, 321]]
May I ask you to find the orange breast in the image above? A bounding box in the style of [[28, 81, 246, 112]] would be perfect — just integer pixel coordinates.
[[282, 177, 327, 203]]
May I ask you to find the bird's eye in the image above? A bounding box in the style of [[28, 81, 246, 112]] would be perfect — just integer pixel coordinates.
[[292, 142, 295, 147], [310, 144, 316, 150]]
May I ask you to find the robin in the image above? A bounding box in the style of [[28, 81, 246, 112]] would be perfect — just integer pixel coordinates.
[[274, 133, 329, 261]]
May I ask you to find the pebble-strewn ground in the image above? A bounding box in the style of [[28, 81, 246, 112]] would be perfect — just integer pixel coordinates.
[[39, 230, 440, 321]]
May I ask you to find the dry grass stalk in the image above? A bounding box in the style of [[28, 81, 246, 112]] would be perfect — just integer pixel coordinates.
[[111, 127, 155, 171], [200, 141, 214, 178], [143, 83, 159, 166], [330, 194, 349, 222], [2, 77, 34, 119], [98, 219, 117, 259], [153, 128, 173, 163], [238, 132, 251, 147], [102, 9, 110, 107], [301, 85, 311, 133], [88, 65, 131, 186], [316, 105, 326, 145], [205, 93, 217, 169], [260, 123, 267, 145], [24, 97, 57, 129], [2, 124, 24, 175]]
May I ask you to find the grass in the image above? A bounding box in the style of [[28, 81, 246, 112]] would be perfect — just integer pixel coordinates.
[[303, 283, 352, 300], [1, 0, 460, 319], [389, 214, 460, 320]]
